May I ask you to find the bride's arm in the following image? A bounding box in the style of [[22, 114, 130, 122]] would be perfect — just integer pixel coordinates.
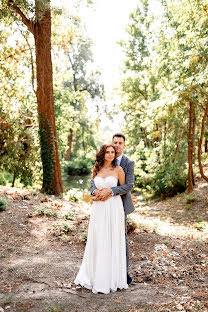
[[118, 166, 125, 186]]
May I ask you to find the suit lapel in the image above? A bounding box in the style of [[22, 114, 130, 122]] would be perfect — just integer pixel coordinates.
[[120, 155, 127, 171]]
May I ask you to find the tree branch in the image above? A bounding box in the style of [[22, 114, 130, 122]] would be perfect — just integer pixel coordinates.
[[16, 22, 36, 94], [8, 0, 34, 35]]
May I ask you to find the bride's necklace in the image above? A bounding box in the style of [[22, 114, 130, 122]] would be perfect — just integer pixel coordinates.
[[103, 166, 113, 170]]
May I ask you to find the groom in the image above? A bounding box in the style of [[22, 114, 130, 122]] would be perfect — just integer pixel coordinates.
[[90, 133, 135, 285]]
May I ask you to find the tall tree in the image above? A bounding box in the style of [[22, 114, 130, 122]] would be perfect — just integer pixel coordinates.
[[119, 0, 208, 196], [5, 0, 63, 194]]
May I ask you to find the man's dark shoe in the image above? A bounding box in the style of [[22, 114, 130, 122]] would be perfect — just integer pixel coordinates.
[[127, 273, 132, 285]]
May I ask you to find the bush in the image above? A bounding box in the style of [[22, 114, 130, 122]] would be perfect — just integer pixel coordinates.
[[150, 161, 187, 198], [64, 156, 94, 176], [0, 172, 6, 185], [134, 159, 187, 198], [0, 197, 7, 211]]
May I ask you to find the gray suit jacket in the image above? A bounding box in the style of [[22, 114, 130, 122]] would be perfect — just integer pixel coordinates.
[[90, 155, 135, 215]]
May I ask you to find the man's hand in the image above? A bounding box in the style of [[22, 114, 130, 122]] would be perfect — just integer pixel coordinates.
[[91, 189, 103, 201], [92, 188, 112, 201]]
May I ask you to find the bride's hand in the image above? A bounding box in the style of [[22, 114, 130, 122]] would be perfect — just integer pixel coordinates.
[[98, 189, 112, 201], [92, 189, 104, 201], [92, 189, 111, 201]]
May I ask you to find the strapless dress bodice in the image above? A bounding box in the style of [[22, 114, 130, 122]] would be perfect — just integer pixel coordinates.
[[94, 176, 118, 189]]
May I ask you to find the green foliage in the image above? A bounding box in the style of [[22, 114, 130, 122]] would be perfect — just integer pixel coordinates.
[[0, 172, 7, 186], [0, 197, 7, 211], [64, 156, 94, 176], [81, 230, 88, 242], [64, 212, 74, 220], [53, 19, 104, 161], [48, 302, 65, 312], [0, 0, 101, 193], [133, 142, 187, 197], [0, 107, 40, 188], [8, 266, 16, 271], [150, 160, 187, 198], [0, 23, 41, 188], [3, 294, 12, 304], [183, 194, 198, 204], [50, 222, 73, 237], [36, 207, 58, 218], [118, 0, 208, 197]]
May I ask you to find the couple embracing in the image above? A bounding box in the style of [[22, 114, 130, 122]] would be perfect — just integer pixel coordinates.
[[74, 133, 135, 294]]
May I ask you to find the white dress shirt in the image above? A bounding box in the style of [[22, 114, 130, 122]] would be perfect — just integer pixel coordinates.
[[116, 153, 123, 166]]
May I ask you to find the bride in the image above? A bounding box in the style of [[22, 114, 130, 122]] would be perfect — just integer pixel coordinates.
[[74, 143, 128, 294]]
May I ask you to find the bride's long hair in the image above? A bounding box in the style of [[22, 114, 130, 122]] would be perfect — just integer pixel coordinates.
[[93, 144, 118, 177]]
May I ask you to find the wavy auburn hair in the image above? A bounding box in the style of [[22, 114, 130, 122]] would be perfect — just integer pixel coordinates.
[[93, 144, 118, 177]]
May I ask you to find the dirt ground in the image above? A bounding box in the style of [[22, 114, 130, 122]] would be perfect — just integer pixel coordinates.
[[0, 179, 208, 312]]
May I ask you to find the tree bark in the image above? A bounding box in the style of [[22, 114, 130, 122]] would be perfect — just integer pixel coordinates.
[[198, 102, 208, 183], [65, 129, 73, 161], [191, 103, 196, 186], [205, 136, 208, 153], [188, 102, 194, 193], [9, 0, 63, 195], [34, 1, 63, 194]]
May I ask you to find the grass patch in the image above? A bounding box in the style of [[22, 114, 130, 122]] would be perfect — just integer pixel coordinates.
[[46, 302, 65, 312], [8, 266, 16, 271], [0, 196, 7, 211], [183, 193, 198, 204], [63, 212, 74, 220], [36, 207, 58, 218], [3, 294, 12, 304], [81, 230, 88, 242], [50, 222, 74, 237]]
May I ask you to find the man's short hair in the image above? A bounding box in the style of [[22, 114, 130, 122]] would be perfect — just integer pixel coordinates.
[[112, 133, 126, 142]]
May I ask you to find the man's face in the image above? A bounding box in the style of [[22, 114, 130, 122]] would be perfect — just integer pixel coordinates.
[[112, 136, 125, 156]]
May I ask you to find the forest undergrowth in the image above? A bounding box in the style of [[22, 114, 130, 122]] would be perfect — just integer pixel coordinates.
[[0, 178, 207, 312]]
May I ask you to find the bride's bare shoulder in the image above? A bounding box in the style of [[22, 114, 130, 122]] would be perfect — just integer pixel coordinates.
[[115, 166, 124, 173]]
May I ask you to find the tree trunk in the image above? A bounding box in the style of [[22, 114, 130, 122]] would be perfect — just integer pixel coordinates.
[[188, 102, 194, 193], [198, 102, 208, 183], [82, 126, 86, 157], [34, 1, 63, 195], [163, 120, 167, 157], [191, 103, 196, 186], [65, 129, 73, 161], [205, 136, 208, 153], [12, 170, 17, 187], [9, 0, 63, 195]]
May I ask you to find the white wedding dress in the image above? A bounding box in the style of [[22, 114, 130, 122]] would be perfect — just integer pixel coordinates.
[[74, 176, 128, 294]]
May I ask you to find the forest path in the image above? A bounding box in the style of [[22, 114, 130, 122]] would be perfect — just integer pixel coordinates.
[[0, 181, 207, 312]]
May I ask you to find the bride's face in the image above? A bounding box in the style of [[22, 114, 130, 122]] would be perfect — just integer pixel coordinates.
[[104, 146, 115, 162]]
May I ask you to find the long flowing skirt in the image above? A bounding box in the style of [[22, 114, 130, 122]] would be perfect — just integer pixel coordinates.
[[74, 195, 128, 294]]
